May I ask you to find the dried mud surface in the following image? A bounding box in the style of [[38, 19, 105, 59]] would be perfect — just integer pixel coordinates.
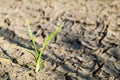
[[0, 0, 120, 80]]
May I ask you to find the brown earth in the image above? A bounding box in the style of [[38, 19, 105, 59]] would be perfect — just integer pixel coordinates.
[[0, 0, 120, 80]]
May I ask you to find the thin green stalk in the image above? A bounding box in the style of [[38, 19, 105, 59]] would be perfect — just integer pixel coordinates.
[[27, 21, 39, 60], [38, 22, 64, 61]]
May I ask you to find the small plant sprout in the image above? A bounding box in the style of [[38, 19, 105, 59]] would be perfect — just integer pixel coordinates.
[[23, 20, 64, 72]]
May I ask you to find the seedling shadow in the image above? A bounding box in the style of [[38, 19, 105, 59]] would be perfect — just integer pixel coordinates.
[[0, 46, 32, 70]]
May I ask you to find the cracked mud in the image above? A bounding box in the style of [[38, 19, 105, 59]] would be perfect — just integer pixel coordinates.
[[0, 0, 120, 80]]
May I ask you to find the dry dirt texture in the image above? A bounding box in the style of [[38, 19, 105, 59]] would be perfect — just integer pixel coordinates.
[[0, 0, 120, 80]]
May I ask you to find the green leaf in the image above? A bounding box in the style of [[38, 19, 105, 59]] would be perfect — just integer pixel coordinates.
[[26, 20, 39, 59], [38, 22, 65, 61], [19, 46, 36, 60]]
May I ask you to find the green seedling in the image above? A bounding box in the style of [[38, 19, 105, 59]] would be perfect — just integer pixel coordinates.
[[23, 20, 64, 72]]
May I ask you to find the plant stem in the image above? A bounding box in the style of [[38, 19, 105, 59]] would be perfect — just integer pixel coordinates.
[[35, 60, 40, 72]]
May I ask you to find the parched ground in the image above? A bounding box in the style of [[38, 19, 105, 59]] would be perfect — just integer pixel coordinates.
[[0, 0, 120, 80]]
